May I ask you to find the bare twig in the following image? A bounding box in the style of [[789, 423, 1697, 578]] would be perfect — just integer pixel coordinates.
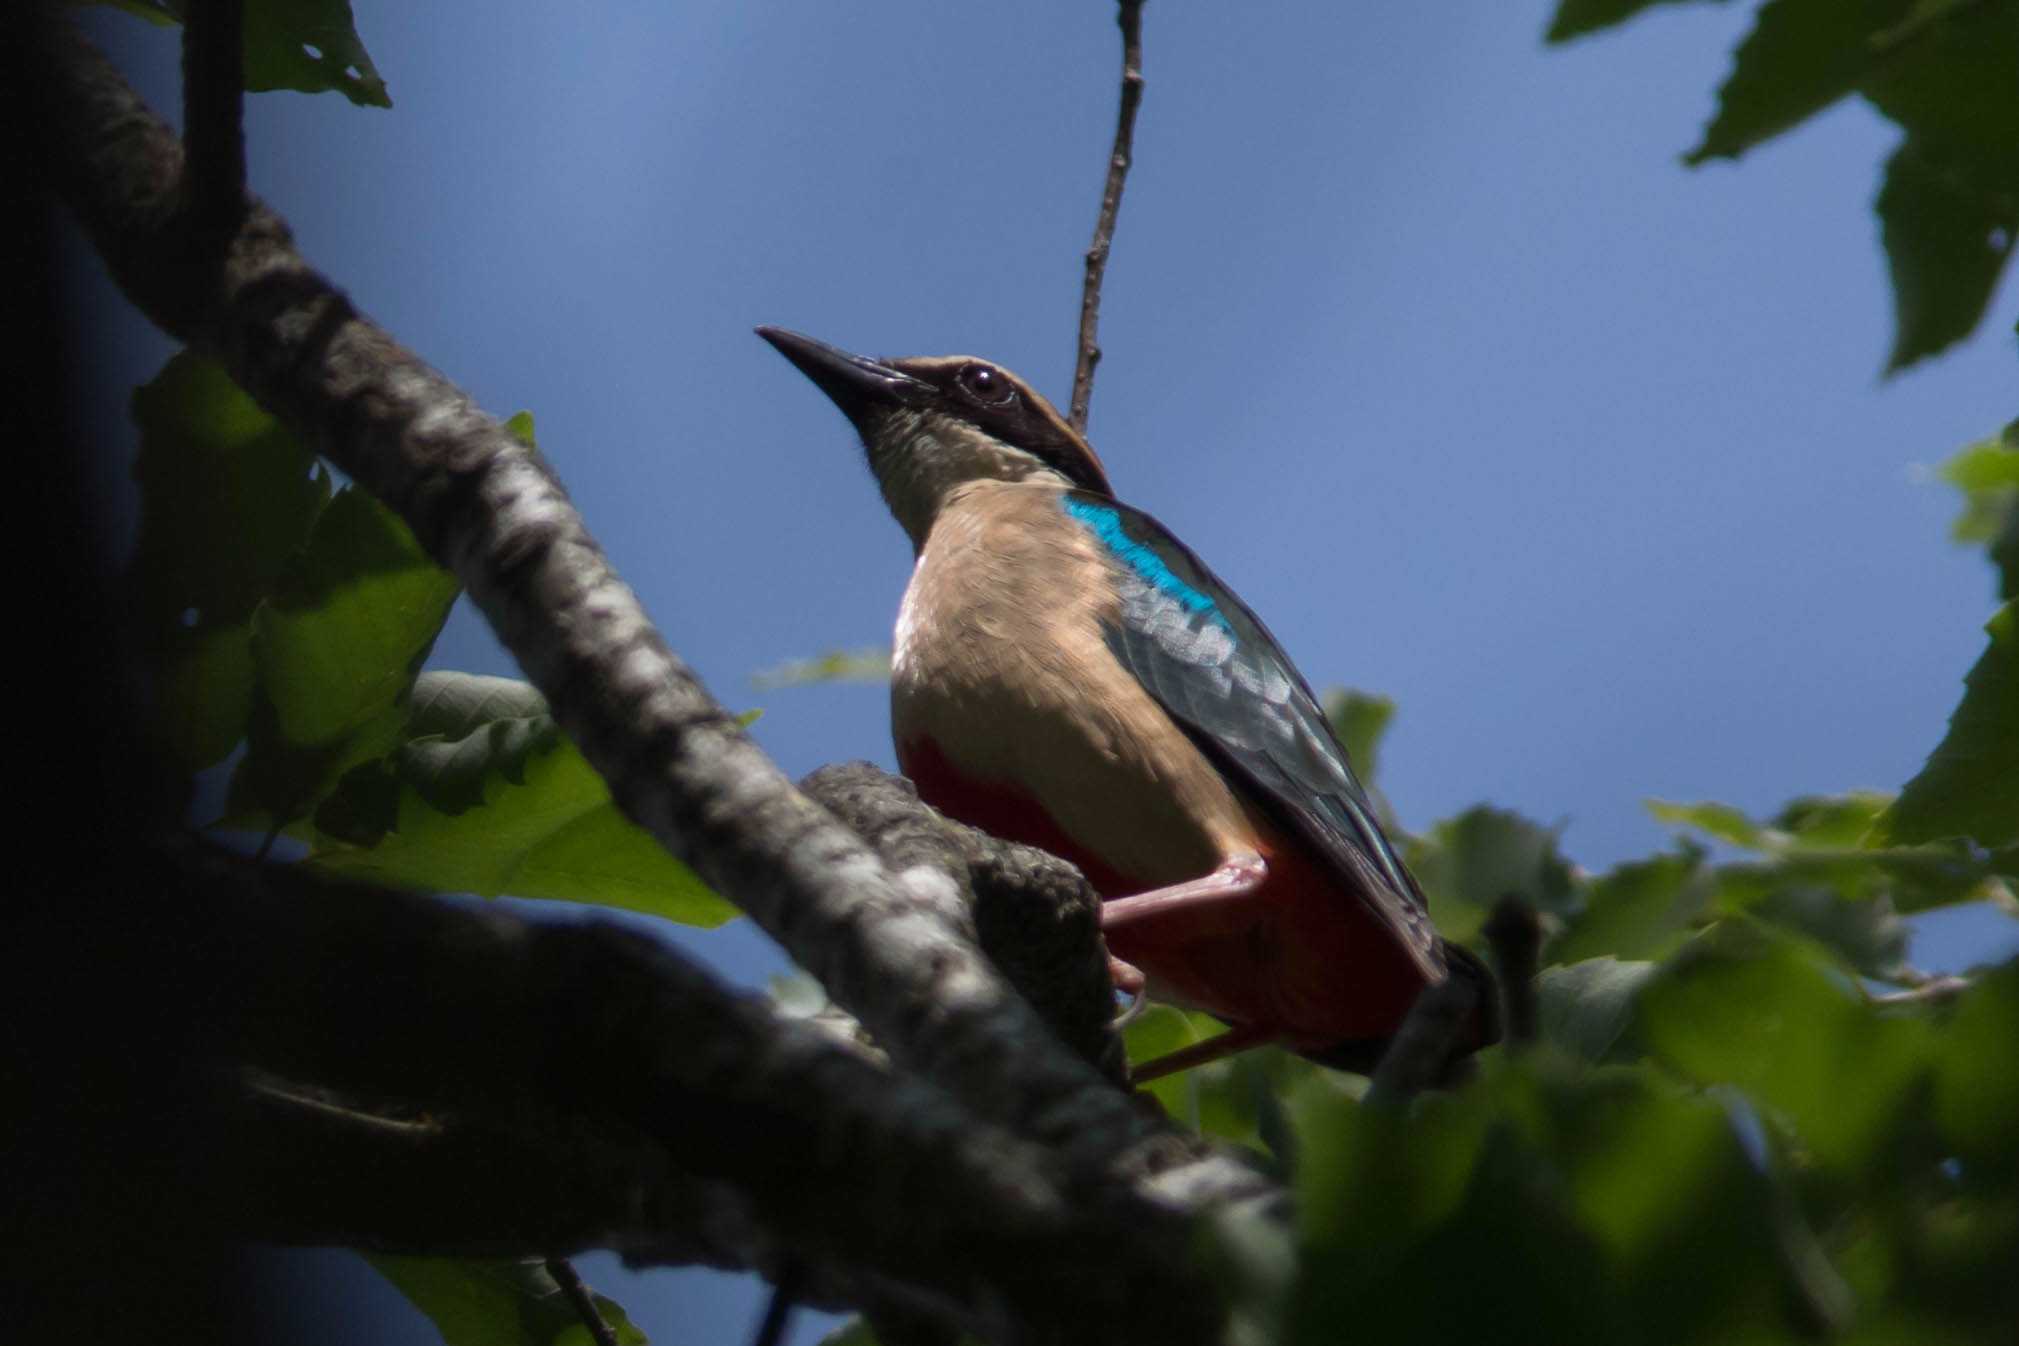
[[751, 1266, 802, 1346], [181, 0, 245, 241], [1068, 0, 1146, 434], [546, 1258, 619, 1346]]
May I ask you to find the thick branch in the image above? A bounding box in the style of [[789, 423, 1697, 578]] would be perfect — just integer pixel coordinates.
[[801, 763, 1127, 1084], [146, 840, 1241, 1344], [1068, 0, 1146, 434]]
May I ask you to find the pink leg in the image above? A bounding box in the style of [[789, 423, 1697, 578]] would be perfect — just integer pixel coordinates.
[[1108, 956, 1146, 995], [1099, 854, 1268, 941], [1130, 1021, 1278, 1084]]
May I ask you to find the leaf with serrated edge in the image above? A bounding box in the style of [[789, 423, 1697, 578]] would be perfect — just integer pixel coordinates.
[[1879, 602, 2019, 849]]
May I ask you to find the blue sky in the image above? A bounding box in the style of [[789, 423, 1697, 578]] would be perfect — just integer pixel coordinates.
[[64, 3, 2017, 1343]]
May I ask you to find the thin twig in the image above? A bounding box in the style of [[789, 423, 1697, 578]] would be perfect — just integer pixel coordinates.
[[751, 1265, 802, 1346], [1068, 0, 1145, 435], [180, 0, 246, 241], [546, 1257, 620, 1346]]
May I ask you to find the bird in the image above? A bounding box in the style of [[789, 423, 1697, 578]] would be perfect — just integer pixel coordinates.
[[758, 326, 1498, 1081]]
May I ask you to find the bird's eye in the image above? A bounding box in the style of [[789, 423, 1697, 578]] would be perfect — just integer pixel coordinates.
[[957, 363, 1015, 406]]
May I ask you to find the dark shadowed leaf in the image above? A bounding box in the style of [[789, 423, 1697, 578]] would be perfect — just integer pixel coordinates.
[[128, 352, 329, 767], [1536, 956, 1658, 1061], [1933, 959, 2019, 1181], [368, 1255, 646, 1346], [1875, 139, 2019, 371], [1879, 602, 2019, 849], [1862, 0, 2019, 369], [1686, 0, 1915, 164]]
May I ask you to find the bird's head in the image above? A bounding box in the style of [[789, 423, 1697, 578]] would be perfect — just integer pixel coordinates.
[[758, 327, 1112, 547]]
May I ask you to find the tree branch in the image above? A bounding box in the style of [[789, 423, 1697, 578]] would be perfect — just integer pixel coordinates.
[[800, 763, 1127, 1084], [136, 839, 1258, 1343], [34, 12, 1198, 1179], [1068, 0, 1145, 434]]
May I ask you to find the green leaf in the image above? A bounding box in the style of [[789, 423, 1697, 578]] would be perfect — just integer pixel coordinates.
[[307, 674, 734, 927], [1769, 791, 1894, 847], [128, 351, 329, 768], [1407, 805, 1577, 945], [1878, 602, 2019, 848], [96, 0, 391, 106], [751, 647, 892, 688], [368, 1255, 646, 1346], [1875, 138, 2019, 371], [1535, 956, 1658, 1062], [1545, 0, 1732, 44], [231, 487, 461, 825], [1934, 960, 2019, 1181], [1686, 0, 1917, 164], [1549, 851, 1705, 966], [1647, 798, 1769, 850], [1939, 423, 2019, 601], [1638, 923, 1932, 1171], [814, 1321, 884, 1346], [1863, 0, 2019, 368]]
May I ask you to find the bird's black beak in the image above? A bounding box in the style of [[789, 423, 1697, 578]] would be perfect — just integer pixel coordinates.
[[756, 327, 930, 431]]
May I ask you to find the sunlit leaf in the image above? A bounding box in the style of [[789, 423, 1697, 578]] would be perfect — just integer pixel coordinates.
[[368, 1255, 647, 1346], [93, 0, 392, 106], [231, 487, 460, 825], [1939, 422, 2019, 601], [307, 673, 733, 927], [1647, 799, 1768, 850]]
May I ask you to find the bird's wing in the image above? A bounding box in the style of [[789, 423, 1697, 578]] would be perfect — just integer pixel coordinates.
[[1060, 490, 1442, 972]]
